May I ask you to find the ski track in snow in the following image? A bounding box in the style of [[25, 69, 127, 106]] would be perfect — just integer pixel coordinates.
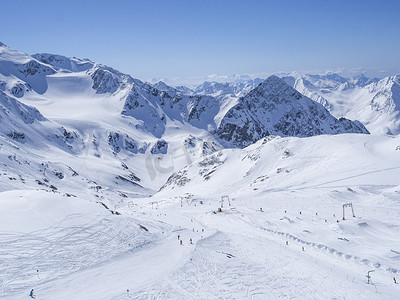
[[1, 42, 400, 299], [0, 188, 400, 299], [0, 213, 169, 297]]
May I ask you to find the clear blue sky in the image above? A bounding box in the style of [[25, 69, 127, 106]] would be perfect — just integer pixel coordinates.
[[1, 0, 400, 83]]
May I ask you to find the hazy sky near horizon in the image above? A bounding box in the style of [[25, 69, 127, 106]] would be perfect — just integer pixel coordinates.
[[1, 0, 400, 84]]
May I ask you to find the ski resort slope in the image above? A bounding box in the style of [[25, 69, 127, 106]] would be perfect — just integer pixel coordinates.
[[1, 134, 400, 299]]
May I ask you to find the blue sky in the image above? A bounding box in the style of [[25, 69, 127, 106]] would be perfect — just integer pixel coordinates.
[[1, 0, 400, 84]]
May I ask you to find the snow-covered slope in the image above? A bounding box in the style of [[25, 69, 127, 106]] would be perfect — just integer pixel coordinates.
[[2, 133, 399, 299], [1, 42, 399, 299], [159, 134, 400, 197]]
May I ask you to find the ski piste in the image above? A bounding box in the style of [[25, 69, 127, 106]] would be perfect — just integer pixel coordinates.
[[0, 41, 399, 299]]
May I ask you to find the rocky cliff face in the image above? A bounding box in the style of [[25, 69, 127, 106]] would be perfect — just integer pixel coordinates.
[[216, 76, 369, 148]]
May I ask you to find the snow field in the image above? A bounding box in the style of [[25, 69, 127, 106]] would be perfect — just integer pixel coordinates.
[[1, 41, 400, 299], [0, 190, 171, 298]]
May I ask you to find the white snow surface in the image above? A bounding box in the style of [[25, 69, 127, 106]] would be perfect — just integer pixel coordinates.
[[0, 43, 399, 299], [1, 134, 400, 299]]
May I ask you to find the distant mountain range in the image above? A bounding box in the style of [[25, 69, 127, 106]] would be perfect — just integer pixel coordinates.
[[0, 41, 392, 193], [178, 72, 400, 135], [283, 73, 400, 135], [1, 42, 369, 149]]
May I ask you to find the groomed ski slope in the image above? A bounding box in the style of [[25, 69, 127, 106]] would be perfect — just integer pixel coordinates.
[[1, 134, 400, 299]]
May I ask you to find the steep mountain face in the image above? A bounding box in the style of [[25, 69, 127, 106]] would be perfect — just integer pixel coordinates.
[[216, 76, 368, 148], [88, 65, 137, 94], [284, 73, 400, 135]]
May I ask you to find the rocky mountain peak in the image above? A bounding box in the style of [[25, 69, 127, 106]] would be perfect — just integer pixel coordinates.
[[216, 76, 369, 148]]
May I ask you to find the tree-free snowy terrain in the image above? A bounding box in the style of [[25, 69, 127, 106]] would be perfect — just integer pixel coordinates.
[[283, 73, 400, 135], [0, 42, 399, 299], [178, 72, 400, 137]]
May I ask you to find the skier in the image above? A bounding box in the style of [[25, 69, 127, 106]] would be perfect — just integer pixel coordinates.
[[190, 238, 193, 244], [180, 240, 183, 245], [394, 277, 397, 284], [178, 235, 180, 240], [29, 289, 35, 298]]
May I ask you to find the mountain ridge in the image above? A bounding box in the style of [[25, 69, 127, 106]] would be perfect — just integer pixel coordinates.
[[216, 75, 368, 147], [0, 43, 372, 194]]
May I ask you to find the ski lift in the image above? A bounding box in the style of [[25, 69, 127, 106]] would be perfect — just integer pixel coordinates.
[[220, 195, 231, 208], [342, 203, 355, 220], [366, 270, 375, 284]]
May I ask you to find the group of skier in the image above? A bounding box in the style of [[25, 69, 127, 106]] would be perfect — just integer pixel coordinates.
[[177, 228, 204, 246], [178, 234, 192, 245]]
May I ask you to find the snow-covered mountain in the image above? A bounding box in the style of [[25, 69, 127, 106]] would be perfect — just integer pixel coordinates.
[[284, 73, 400, 135], [203, 72, 400, 135], [1, 42, 400, 299], [0, 43, 223, 194], [216, 76, 368, 147], [0, 42, 373, 196]]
